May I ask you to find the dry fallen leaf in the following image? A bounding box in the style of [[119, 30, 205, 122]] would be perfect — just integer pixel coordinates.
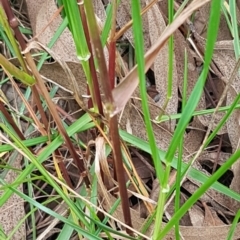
[[188, 204, 204, 227], [26, 0, 79, 62], [19, 1, 240, 239], [202, 201, 224, 226], [112, 0, 211, 114], [146, 0, 178, 129], [191, 2, 240, 214], [0, 154, 26, 239], [185, 118, 205, 154], [104, 193, 240, 239], [116, 0, 150, 50]]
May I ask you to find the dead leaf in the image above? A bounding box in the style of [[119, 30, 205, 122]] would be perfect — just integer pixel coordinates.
[[112, 0, 211, 115], [191, 3, 240, 214], [146, 0, 178, 129], [184, 117, 205, 154], [10, 57, 88, 106], [202, 201, 224, 226], [188, 204, 204, 226], [25, 0, 79, 62], [166, 193, 192, 226], [0, 153, 26, 239], [199, 151, 232, 169], [95, 136, 112, 207], [116, 0, 150, 50], [104, 193, 240, 239]]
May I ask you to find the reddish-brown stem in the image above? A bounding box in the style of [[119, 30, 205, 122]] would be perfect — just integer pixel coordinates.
[[0, 101, 25, 140], [108, 0, 117, 90], [109, 115, 133, 229], [1, 0, 26, 49], [54, 147, 74, 189], [1, 0, 49, 132], [78, 1, 103, 115], [25, 52, 90, 187], [87, 87, 93, 109], [108, 41, 116, 89], [84, 0, 133, 232], [2, 0, 89, 186], [31, 85, 49, 131]]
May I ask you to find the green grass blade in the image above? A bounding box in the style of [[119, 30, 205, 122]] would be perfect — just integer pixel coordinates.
[[0, 25, 15, 56], [158, 103, 240, 123], [227, 209, 240, 240], [131, 0, 163, 184], [56, 215, 74, 240], [158, 149, 240, 239], [0, 180, 101, 240], [120, 130, 240, 202], [165, 0, 221, 164], [61, 0, 89, 61], [0, 113, 92, 204], [0, 134, 57, 153], [0, 5, 26, 70], [0, 54, 35, 85], [0, 124, 91, 229], [154, 3, 222, 232], [229, 0, 240, 58]]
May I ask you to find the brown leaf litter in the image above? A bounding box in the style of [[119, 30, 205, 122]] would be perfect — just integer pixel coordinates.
[[1, 0, 240, 239]]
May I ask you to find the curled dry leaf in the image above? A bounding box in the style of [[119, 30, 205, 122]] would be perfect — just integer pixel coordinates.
[[97, 137, 115, 190], [95, 136, 112, 206], [112, 0, 211, 114], [117, 0, 175, 153]]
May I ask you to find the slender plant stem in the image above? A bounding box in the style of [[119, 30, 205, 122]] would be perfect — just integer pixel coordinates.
[[78, 1, 103, 114], [108, 0, 117, 89], [83, 0, 133, 231]]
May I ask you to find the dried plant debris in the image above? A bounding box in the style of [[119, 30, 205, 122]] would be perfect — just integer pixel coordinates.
[[0, 154, 26, 240], [1, 0, 240, 239]]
